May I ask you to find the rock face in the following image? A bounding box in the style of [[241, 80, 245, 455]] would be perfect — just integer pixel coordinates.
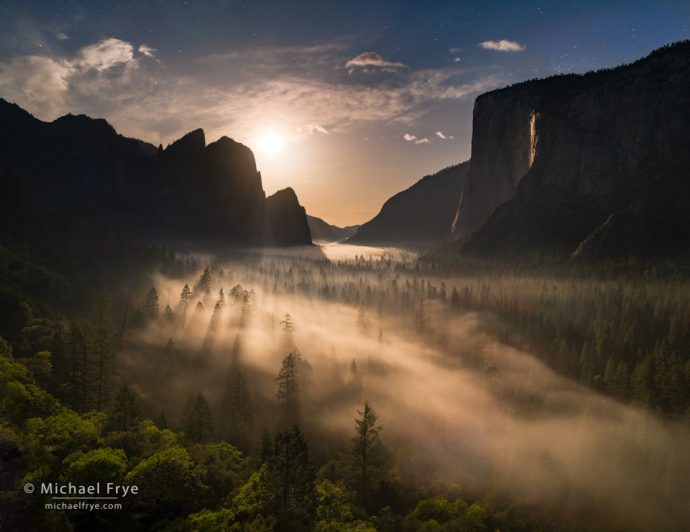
[[306, 215, 358, 243], [265, 188, 312, 246], [453, 41, 690, 259], [0, 99, 311, 247], [348, 161, 469, 246]]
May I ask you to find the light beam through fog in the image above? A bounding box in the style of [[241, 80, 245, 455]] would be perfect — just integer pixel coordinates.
[[120, 246, 690, 531]]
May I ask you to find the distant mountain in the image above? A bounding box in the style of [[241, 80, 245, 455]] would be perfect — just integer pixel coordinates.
[[307, 215, 359, 243], [452, 41, 690, 259], [0, 99, 311, 247], [348, 162, 469, 246]]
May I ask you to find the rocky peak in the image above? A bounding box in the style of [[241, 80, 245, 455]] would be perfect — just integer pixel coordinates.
[[165, 128, 206, 156]]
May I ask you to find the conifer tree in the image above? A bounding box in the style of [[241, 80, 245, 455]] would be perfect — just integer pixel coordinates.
[[276, 352, 300, 425], [184, 392, 216, 443], [267, 426, 316, 528], [108, 385, 140, 432], [144, 287, 160, 321], [351, 401, 385, 512]]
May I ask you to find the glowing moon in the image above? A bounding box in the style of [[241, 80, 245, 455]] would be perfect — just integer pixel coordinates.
[[255, 133, 284, 156]]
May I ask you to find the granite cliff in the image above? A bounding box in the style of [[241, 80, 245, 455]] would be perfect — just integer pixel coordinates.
[[453, 41, 690, 259]]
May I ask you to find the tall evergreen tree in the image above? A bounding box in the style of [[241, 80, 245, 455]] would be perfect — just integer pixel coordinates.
[[196, 267, 213, 295], [276, 352, 300, 426], [108, 385, 141, 432], [184, 392, 215, 443], [267, 426, 316, 530], [144, 287, 160, 321], [351, 401, 385, 512]]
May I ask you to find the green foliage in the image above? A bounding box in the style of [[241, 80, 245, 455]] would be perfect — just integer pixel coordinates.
[[267, 426, 317, 529], [61, 447, 127, 485], [24, 409, 103, 464], [403, 498, 488, 531], [125, 446, 204, 520], [314, 479, 377, 531], [187, 508, 239, 531], [190, 441, 245, 506], [103, 418, 179, 466]]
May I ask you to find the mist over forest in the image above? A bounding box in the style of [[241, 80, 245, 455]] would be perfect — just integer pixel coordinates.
[[1, 6, 690, 529], [47, 244, 690, 530]]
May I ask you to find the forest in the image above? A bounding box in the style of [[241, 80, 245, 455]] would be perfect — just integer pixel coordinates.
[[1, 240, 689, 531]]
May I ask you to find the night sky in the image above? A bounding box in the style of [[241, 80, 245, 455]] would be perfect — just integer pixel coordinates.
[[1, 1, 688, 225]]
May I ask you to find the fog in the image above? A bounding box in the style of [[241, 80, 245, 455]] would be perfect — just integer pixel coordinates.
[[119, 245, 690, 530]]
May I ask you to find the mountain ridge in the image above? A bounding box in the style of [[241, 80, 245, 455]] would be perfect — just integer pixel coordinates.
[[348, 161, 469, 247], [0, 98, 312, 247]]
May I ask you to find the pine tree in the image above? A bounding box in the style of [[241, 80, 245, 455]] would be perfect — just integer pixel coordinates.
[[276, 353, 300, 426], [163, 304, 175, 323], [179, 284, 192, 327], [184, 392, 215, 443], [267, 426, 316, 529], [259, 428, 273, 464], [280, 313, 295, 336], [144, 287, 160, 321], [351, 401, 385, 512], [108, 385, 140, 432], [196, 267, 213, 295], [162, 337, 177, 375], [222, 336, 255, 452]]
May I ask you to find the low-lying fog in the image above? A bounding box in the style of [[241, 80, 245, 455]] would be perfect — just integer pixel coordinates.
[[120, 244, 690, 530]]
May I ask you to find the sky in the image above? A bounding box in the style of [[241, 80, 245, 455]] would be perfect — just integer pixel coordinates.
[[0, 1, 688, 226]]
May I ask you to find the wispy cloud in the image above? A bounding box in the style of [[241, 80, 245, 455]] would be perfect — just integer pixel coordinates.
[[404, 133, 430, 145], [298, 124, 329, 135], [138, 44, 156, 58], [73, 37, 137, 71], [435, 130, 454, 140], [479, 39, 525, 52], [346, 51, 406, 72], [0, 37, 501, 146]]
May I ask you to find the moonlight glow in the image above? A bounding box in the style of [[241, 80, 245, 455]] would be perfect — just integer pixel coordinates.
[[255, 133, 284, 156]]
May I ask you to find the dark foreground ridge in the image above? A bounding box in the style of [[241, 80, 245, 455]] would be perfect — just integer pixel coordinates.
[[0, 99, 312, 247]]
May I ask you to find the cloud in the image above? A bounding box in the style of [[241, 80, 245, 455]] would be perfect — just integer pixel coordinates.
[[0, 37, 501, 147], [0, 56, 72, 117], [56, 32, 69, 41], [435, 130, 454, 140], [479, 39, 526, 52], [72, 38, 136, 71], [299, 124, 329, 135], [404, 133, 430, 145], [346, 51, 406, 71], [138, 44, 156, 58]]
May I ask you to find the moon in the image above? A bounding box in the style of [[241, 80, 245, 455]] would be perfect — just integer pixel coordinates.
[[255, 133, 284, 156]]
